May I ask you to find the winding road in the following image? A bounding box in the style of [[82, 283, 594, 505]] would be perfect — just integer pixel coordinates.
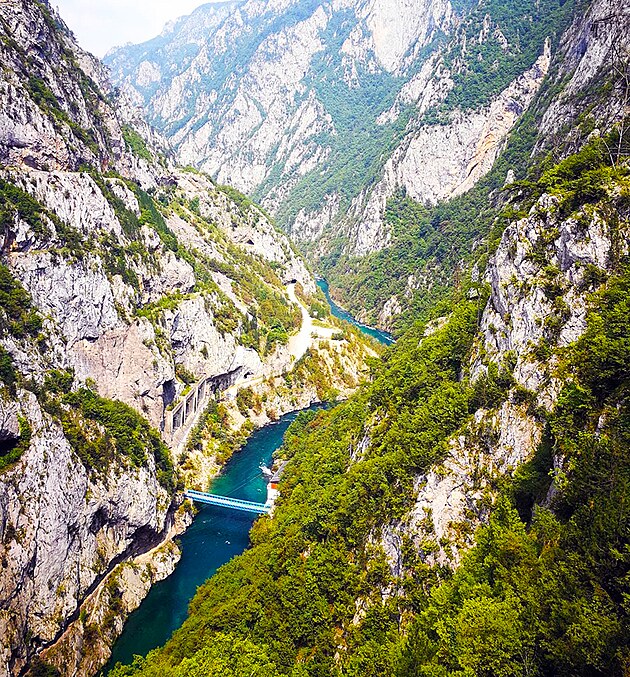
[[286, 283, 313, 363]]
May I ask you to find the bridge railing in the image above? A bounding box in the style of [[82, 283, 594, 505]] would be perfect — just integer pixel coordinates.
[[185, 490, 270, 514]]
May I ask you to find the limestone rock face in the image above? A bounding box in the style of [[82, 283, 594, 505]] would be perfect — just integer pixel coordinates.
[[290, 194, 340, 244], [404, 401, 543, 567], [0, 401, 20, 443], [38, 523, 190, 677], [104, 0, 561, 266], [386, 189, 630, 570], [105, 0, 456, 251], [0, 1, 336, 674], [13, 252, 121, 344], [343, 43, 551, 256], [537, 0, 630, 148], [0, 2, 123, 172], [105, 0, 630, 342], [474, 194, 628, 397], [349, 0, 454, 73], [0, 394, 175, 675]]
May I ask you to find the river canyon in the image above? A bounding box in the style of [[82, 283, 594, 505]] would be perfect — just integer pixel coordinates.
[[1, 0, 629, 675]]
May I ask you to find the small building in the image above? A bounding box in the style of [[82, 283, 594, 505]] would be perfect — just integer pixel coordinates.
[[266, 460, 288, 506]]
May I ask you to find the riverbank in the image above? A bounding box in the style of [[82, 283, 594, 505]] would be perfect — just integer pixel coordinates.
[[316, 279, 395, 345], [178, 286, 378, 491], [103, 406, 324, 673], [97, 284, 380, 675]]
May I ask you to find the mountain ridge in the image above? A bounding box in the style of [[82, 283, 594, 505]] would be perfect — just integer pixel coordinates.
[[105, 0, 579, 330]]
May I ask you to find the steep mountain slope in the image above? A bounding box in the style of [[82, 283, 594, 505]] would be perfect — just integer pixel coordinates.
[[106, 0, 574, 317], [325, 0, 630, 333], [106, 0, 454, 197], [0, 2, 374, 675], [107, 1, 630, 675]]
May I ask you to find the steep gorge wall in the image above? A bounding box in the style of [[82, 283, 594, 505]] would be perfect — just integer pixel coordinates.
[[0, 1, 372, 674], [389, 183, 630, 570], [106, 0, 578, 270]]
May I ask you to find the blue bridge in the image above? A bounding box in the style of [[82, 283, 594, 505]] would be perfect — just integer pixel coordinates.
[[184, 489, 271, 515]]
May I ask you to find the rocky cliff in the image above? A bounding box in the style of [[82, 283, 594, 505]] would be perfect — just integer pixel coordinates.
[[0, 2, 373, 674], [106, 0, 585, 330], [47, 0, 629, 674], [388, 165, 630, 571], [106, 0, 454, 196], [320, 0, 630, 334]]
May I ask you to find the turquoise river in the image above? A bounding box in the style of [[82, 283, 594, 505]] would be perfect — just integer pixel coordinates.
[[316, 278, 394, 345], [104, 285, 393, 673]]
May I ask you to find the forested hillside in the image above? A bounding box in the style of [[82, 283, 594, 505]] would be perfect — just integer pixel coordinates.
[[101, 1, 630, 675], [107, 0, 630, 337], [324, 0, 628, 332], [109, 109, 630, 677]]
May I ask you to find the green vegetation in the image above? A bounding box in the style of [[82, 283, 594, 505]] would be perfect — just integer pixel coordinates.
[[136, 291, 187, 323], [109, 132, 630, 676], [122, 125, 153, 162], [175, 364, 196, 386], [223, 248, 301, 355], [0, 347, 18, 396], [83, 168, 142, 242], [284, 348, 341, 402], [440, 0, 574, 114], [515, 131, 630, 217], [0, 177, 52, 240], [236, 387, 261, 416], [133, 185, 178, 251], [110, 633, 282, 677], [0, 263, 43, 339], [26, 75, 99, 154], [39, 381, 175, 490], [398, 263, 630, 677], [0, 414, 32, 473], [0, 176, 88, 260], [27, 657, 61, 677], [108, 295, 484, 676], [183, 400, 254, 466], [218, 184, 272, 223], [328, 114, 630, 334]]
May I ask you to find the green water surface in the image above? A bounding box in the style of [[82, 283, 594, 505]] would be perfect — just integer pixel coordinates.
[[317, 278, 394, 345]]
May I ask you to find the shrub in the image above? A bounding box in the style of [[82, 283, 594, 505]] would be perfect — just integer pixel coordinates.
[[122, 125, 153, 162], [0, 264, 43, 338], [52, 388, 175, 490]]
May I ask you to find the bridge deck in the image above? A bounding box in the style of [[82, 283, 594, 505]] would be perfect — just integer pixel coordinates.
[[185, 490, 270, 514]]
